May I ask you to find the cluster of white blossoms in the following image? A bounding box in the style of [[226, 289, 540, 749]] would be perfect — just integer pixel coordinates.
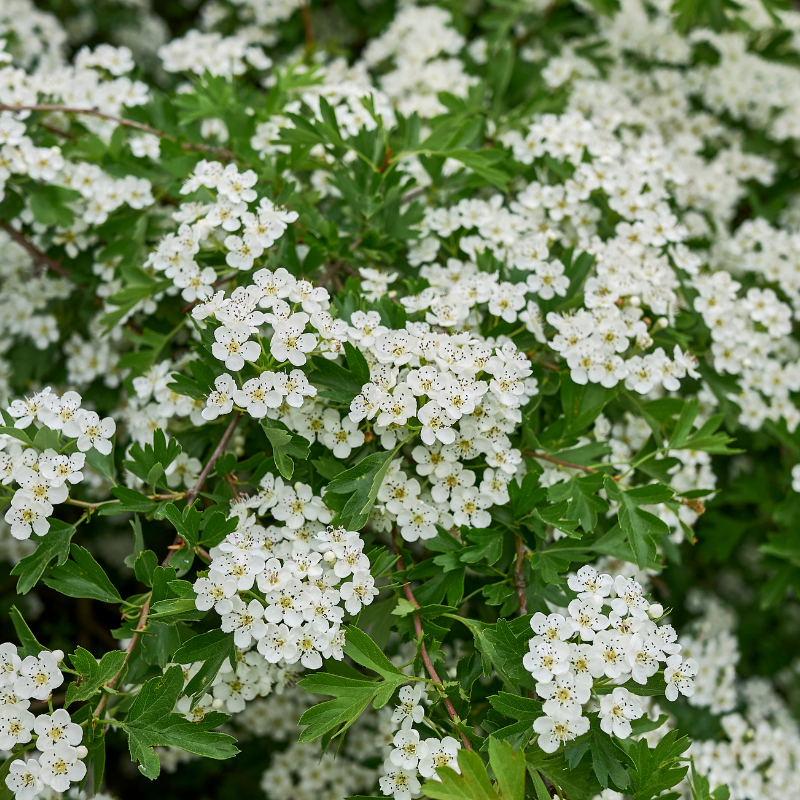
[[158, 31, 272, 78], [379, 683, 462, 800], [526, 566, 697, 753], [361, 5, 477, 117], [254, 687, 385, 800], [3, 388, 115, 540], [192, 479, 378, 674], [0, 643, 89, 800]]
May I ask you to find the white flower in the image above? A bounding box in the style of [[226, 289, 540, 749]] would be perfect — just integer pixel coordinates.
[[39, 452, 85, 488], [534, 714, 589, 753], [4, 494, 51, 540], [270, 313, 318, 366], [568, 566, 614, 602], [202, 374, 236, 421], [257, 622, 298, 664], [7, 387, 55, 429], [212, 326, 260, 371], [0, 643, 21, 686], [390, 729, 425, 771], [339, 570, 379, 615], [392, 684, 425, 729], [5, 758, 44, 800], [220, 597, 267, 648], [321, 409, 365, 458], [38, 744, 86, 792], [0, 705, 35, 749], [538, 674, 590, 720], [449, 486, 491, 528], [523, 640, 570, 683], [33, 709, 82, 751], [664, 655, 698, 702], [379, 758, 420, 800], [15, 651, 63, 701], [599, 687, 643, 739], [418, 736, 461, 779], [39, 391, 83, 438], [194, 570, 238, 614], [568, 599, 609, 641]]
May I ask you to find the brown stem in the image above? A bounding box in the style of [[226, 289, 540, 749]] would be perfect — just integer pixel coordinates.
[[0, 104, 235, 159], [185, 412, 241, 508], [514, 536, 528, 615], [66, 492, 184, 510], [0, 221, 75, 281], [522, 451, 620, 480], [300, 1, 314, 49], [393, 538, 472, 751], [93, 414, 240, 723]]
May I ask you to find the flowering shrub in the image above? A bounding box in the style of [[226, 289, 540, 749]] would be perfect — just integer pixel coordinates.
[[0, 0, 799, 798]]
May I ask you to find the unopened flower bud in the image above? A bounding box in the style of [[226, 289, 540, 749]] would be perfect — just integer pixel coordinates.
[[51, 649, 64, 662], [76, 745, 88, 759], [648, 603, 664, 618]]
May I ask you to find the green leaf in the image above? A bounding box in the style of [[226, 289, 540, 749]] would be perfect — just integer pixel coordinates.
[[342, 626, 404, 682], [299, 628, 407, 740], [627, 730, 690, 800], [297, 673, 383, 743], [164, 503, 201, 548], [121, 666, 238, 779], [261, 417, 311, 480], [65, 647, 127, 706], [11, 520, 75, 594], [134, 550, 159, 587], [310, 354, 365, 405], [123, 429, 182, 489], [590, 727, 629, 790], [604, 478, 673, 570], [488, 737, 526, 799], [422, 748, 500, 800], [9, 606, 44, 658], [98, 486, 156, 515], [325, 448, 397, 530], [43, 545, 122, 604], [175, 630, 236, 706]]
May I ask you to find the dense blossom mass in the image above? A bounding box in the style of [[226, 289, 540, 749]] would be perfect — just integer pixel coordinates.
[[0, 0, 798, 798]]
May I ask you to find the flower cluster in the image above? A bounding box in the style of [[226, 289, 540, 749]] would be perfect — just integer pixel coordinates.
[[379, 684, 461, 800], [3, 388, 115, 539], [526, 566, 697, 753], [0, 643, 88, 798], [193, 484, 378, 673]]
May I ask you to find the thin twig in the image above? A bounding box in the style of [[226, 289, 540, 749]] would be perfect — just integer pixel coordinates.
[[514, 536, 528, 615], [66, 492, 183, 510], [522, 451, 620, 480], [93, 414, 241, 724], [0, 104, 234, 159], [0, 222, 74, 281], [300, 1, 315, 49], [185, 412, 241, 508], [393, 538, 472, 751]]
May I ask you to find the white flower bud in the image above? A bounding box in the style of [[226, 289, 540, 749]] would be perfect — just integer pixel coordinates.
[[76, 745, 88, 759], [324, 550, 336, 563], [212, 698, 224, 709], [648, 603, 664, 618], [51, 649, 64, 662]]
